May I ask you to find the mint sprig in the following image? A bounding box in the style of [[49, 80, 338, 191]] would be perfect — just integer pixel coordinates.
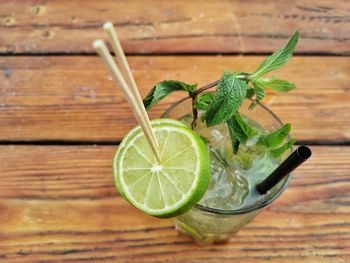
[[143, 31, 300, 158]]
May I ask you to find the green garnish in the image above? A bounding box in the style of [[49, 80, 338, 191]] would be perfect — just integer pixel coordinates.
[[194, 92, 214, 111], [256, 77, 296, 93], [227, 114, 258, 151], [270, 139, 297, 159], [143, 80, 197, 109], [258, 124, 291, 148], [250, 31, 299, 79], [143, 31, 300, 158], [205, 70, 247, 127]]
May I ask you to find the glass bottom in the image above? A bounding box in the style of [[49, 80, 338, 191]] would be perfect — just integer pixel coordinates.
[[175, 206, 261, 245], [175, 220, 232, 245]]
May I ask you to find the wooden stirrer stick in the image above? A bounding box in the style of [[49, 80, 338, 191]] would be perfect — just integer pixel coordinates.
[[103, 22, 154, 138], [93, 39, 161, 163]]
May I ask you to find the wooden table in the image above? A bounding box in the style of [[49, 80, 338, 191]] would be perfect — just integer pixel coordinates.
[[0, 1, 349, 262]]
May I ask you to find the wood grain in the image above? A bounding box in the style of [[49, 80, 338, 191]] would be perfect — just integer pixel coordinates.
[[0, 0, 349, 54], [0, 145, 349, 262], [0, 56, 349, 142]]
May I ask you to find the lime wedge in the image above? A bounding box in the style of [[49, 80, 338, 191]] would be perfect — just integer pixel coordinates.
[[113, 121, 210, 218]]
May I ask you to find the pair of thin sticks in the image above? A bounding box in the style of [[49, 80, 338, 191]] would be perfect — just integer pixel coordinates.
[[93, 22, 161, 163]]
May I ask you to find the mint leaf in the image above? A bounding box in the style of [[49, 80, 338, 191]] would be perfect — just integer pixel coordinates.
[[259, 123, 291, 148], [248, 81, 265, 110], [253, 82, 266, 102], [234, 114, 259, 140], [227, 123, 240, 154], [270, 139, 296, 158], [143, 80, 197, 109], [251, 31, 299, 79], [226, 114, 259, 154], [194, 92, 214, 111], [205, 71, 247, 126], [259, 78, 296, 92]]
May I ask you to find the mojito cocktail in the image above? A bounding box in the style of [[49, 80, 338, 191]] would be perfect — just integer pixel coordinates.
[[111, 31, 308, 245]]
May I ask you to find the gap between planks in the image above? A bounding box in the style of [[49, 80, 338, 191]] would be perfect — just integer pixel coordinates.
[[0, 52, 348, 57], [0, 140, 349, 146]]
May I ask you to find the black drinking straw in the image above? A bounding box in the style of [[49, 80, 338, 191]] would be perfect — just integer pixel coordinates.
[[256, 146, 312, 195]]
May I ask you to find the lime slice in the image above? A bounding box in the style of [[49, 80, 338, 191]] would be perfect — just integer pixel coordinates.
[[114, 118, 188, 197], [113, 122, 210, 218], [115, 118, 188, 183]]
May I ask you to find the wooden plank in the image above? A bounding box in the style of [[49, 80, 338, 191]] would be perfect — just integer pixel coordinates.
[[0, 145, 349, 262], [0, 56, 349, 142], [0, 0, 349, 54]]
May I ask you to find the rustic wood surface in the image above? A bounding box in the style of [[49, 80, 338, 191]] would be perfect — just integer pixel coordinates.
[[0, 0, 349, 262], [0, 145, 349, 262], [0, 0, 349, 54], [0, 56, 349, 142]]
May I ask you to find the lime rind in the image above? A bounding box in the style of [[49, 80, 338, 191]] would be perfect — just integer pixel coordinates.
[[113, 122, 210, 218]]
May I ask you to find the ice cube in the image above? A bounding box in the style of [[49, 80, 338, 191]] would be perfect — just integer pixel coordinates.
[[199, 156, 249, 210]]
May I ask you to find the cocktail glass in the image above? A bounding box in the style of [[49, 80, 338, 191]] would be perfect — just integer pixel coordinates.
[[162, 98, 292, 245]]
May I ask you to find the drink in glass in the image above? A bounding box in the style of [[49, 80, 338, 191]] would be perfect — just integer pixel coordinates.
[[162, 99, 292, 244]]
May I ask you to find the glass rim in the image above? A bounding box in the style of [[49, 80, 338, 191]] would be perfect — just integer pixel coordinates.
[[161, 96, 292, 216]]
